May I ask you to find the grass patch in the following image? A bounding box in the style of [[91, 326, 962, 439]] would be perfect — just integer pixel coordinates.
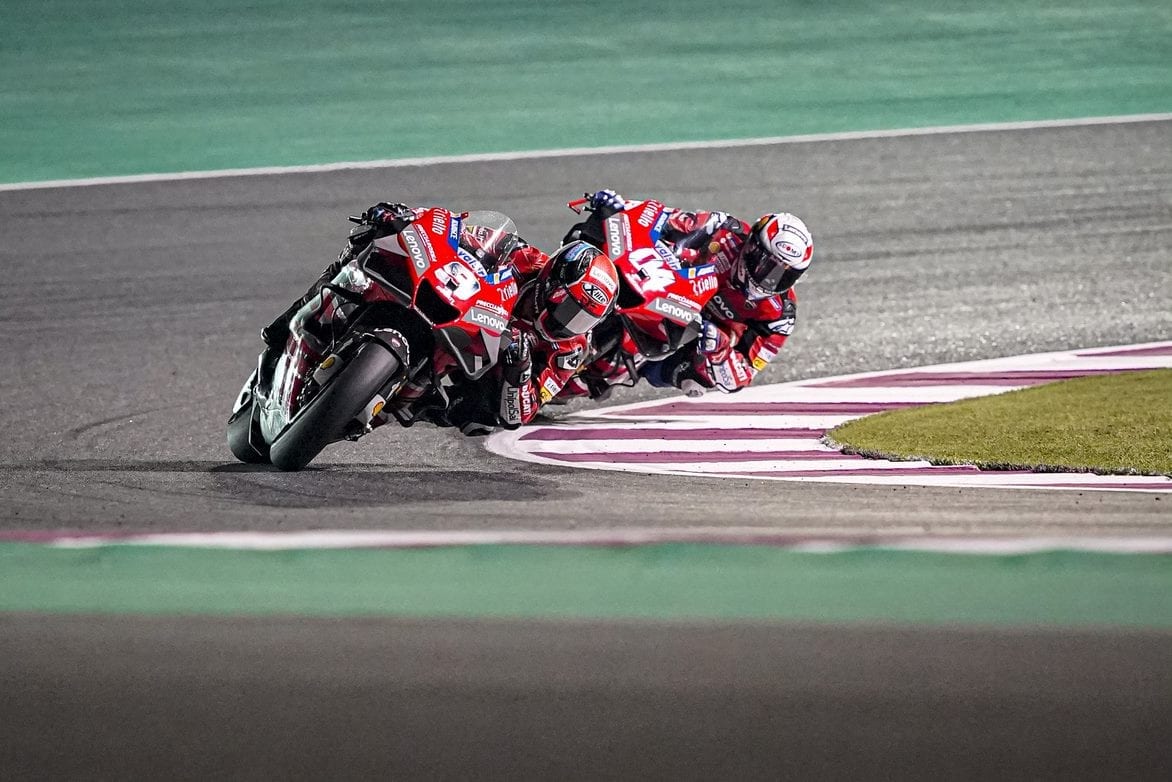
[[828, 369, 1172, 476]]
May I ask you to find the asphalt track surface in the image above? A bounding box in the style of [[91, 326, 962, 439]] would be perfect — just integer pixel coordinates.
[[4, 615, 1169, 780], [2, 119, 1171, 534], [2, 120, 1171, 778]]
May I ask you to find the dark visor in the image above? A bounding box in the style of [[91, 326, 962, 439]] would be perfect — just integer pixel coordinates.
[[743, 235, 804, 293], [540, 289, 603, 339]]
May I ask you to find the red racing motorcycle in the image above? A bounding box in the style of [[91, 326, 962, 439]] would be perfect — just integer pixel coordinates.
[[227, 209, 520, 470], [558, 195, 719, 398]]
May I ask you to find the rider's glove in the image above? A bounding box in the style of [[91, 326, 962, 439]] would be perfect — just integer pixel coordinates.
[[500, 327, 533, 386], [696, 351, 754, 394], [589, 189, 626, 214], [363, 202, 415, 232], [698, 320, 732, 361]]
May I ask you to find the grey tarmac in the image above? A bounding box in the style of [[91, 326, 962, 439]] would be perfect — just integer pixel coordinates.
[[2, 614, 1170, 781], [0, 119, 1170, 533]]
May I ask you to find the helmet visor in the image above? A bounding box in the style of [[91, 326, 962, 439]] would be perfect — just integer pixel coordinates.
[[741, 234, 805, 295], [537, 287, 604, 340]]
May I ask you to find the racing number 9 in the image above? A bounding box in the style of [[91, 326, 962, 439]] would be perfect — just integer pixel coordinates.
[[436, 261, 482, 301]]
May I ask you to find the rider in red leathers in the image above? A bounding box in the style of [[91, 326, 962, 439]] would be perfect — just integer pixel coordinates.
[[562, 189, 813, 398], [493, 241, 619, 429]]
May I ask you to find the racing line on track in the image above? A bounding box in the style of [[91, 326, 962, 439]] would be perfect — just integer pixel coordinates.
[[486, 341, 1172, 493]]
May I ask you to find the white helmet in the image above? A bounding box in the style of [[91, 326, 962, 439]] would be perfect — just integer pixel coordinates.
[[732, 213, 813, 299]]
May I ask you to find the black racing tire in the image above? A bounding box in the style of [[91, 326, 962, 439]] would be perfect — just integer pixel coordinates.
[[227, 402, 271, 464], [268, 341, 401, 472], [226, 379, 271, 464]]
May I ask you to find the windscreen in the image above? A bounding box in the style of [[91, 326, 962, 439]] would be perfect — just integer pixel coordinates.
[[459, 210, 522, 268]]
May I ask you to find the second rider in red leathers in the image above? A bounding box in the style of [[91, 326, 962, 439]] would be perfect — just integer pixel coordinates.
[[561, 189, 814, 399]]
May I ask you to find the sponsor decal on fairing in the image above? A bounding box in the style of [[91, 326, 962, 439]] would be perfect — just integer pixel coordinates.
[[650, 210, 669, 240], [487, 265, 513, 282], [605, 217, 627, 260], [690, 273, 718, 296], [628, 248, 675, 293], [400, 228, 432, 273], [648, 296, 701, 326], [457, 247, 487, 276], [475, 299, 509, 318], [463, 307, 507, 333], [653, 241, 681, 270], [636, 200, 664, 228], [435, 261, 481, 301]]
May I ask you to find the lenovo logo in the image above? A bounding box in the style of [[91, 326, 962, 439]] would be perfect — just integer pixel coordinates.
[[649, 297, 700, 325], [605, 218, 626, 260], [464, 308, 507, 333], [401, 229, 430, 273]]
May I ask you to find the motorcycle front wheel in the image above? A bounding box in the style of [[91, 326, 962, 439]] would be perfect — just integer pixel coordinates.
[[269, 340, 402, 472], [227, 370, 271, 464]]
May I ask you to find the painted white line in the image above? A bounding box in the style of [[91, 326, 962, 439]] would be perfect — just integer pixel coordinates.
[[736, 473, 1172, 492], [525, 438, 833, 454], [3, 113, 1169, 193], [486, 341, 1172, 493], [587, 414, 863, 428], [23, 528, 1172, 553]]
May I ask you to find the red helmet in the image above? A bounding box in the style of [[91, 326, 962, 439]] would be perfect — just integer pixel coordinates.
[[732, 213, 813, 299], [533, 241, 618, 340]]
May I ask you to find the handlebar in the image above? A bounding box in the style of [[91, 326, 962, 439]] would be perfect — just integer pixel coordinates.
[[566, 193, 592, 214]]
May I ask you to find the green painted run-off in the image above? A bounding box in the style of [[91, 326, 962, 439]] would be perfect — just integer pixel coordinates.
[[2, 0, 1170, 182], [1, 543, 1169, 626]]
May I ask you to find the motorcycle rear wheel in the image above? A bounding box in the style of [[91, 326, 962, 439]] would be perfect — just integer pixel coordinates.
[[269, 340, 401, 471]]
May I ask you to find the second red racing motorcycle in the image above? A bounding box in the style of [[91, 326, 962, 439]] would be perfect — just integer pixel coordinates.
[[558, 195, 720, 399], [227, 208, 520, 471]]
